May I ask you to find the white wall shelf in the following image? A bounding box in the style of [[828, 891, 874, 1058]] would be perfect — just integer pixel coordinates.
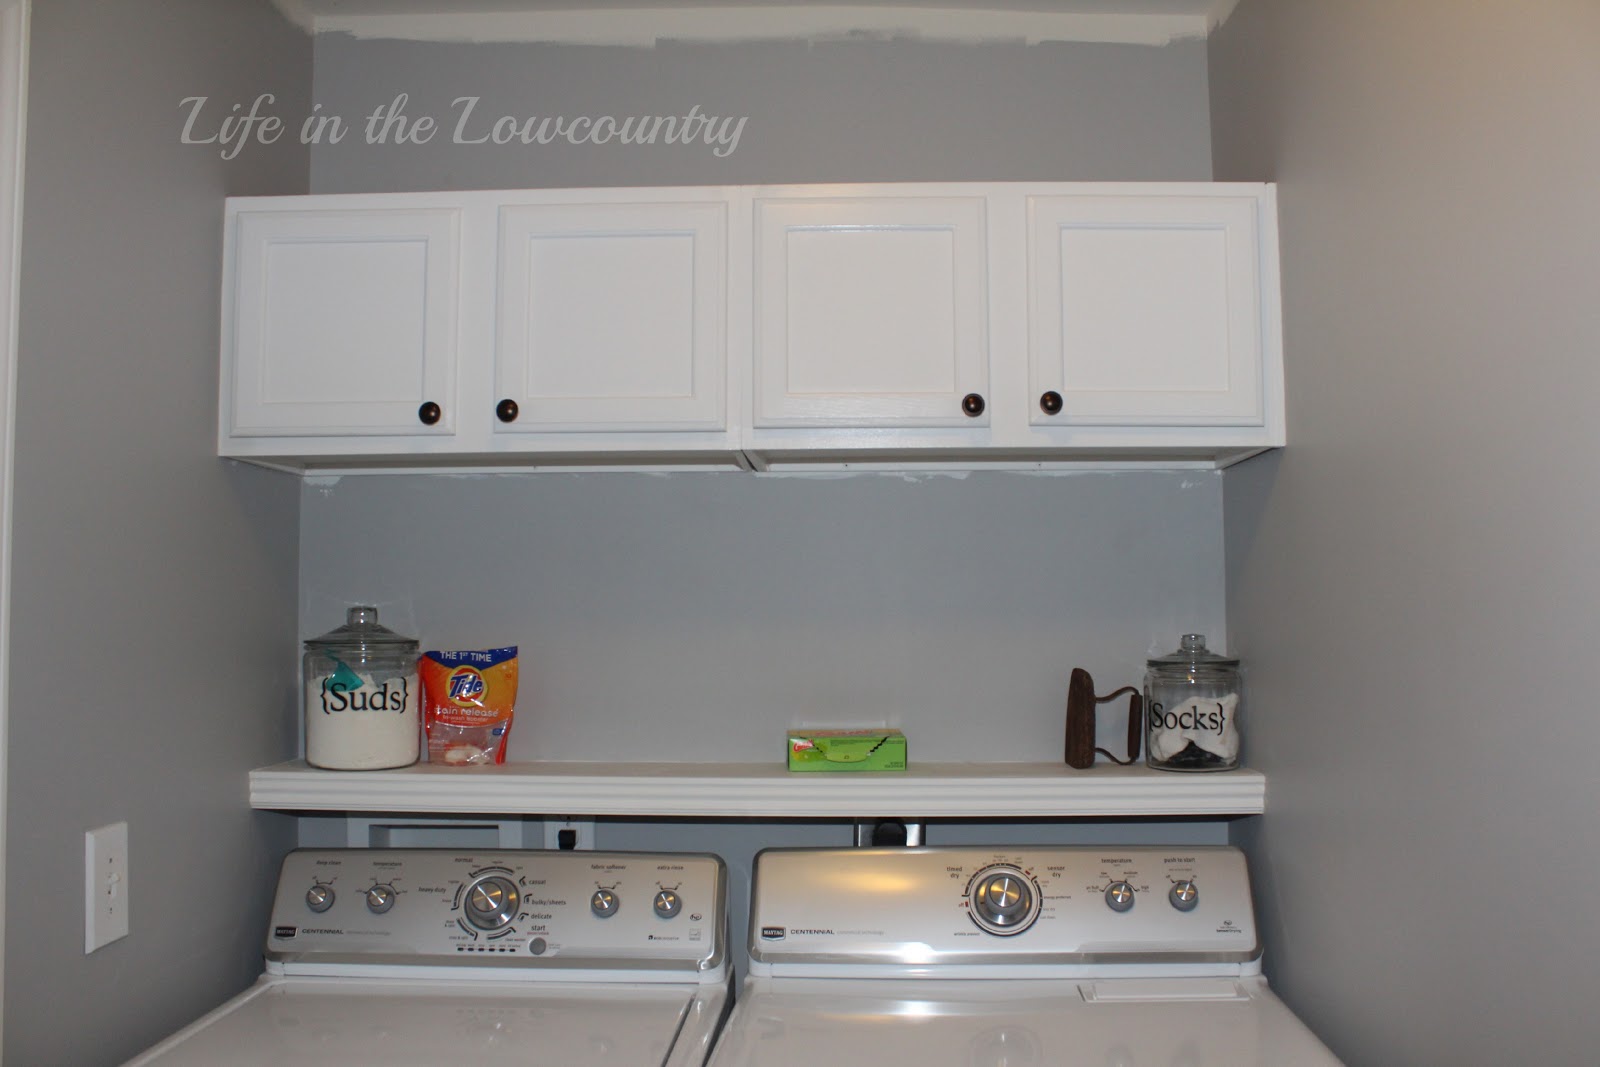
[[249, 760, 1265, 818]]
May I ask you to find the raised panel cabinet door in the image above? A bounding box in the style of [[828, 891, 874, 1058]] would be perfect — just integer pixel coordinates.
[[494, 201, 727, 433], [226, 208, 461, 437], [754, 195, 989, 428], [1028, 194, 1266, 427]]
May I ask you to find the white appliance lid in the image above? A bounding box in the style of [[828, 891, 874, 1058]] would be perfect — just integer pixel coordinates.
[[707, 977, 1342, 1067], [128, 975, 727, 1067]]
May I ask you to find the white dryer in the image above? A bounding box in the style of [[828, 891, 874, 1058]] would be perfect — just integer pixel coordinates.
[[127, 849, 730, 1067], [708, 845, 1340, 1067]]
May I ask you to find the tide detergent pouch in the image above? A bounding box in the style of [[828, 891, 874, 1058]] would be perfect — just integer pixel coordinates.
[[419, 647, 519, 766]]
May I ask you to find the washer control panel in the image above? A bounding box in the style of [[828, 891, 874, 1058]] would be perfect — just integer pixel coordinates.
[[749, 846, 1256, 969], [267, 849, 725, 977]]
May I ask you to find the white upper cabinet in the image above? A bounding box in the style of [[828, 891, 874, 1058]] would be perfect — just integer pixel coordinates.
[[219, 183, 1283, 472], [1026, 192, 1271, 429], [494, 199, 727, 434], [223, 207, 461, 439], [752, 194, 989, 429]]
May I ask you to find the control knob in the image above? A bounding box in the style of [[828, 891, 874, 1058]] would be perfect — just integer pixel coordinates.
[[653, 889, 682, 919], [366, 884, 397, 914], [969, 866, 1039, 936], [1104, 881, 1136, 912], [464, 875, 520, 931], [305, 884, 335, 913], [1169, 880, 1199, 912], [591, 889, 619, 918]]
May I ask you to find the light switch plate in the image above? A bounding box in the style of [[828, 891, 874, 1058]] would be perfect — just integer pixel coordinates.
[[85, 822, 129, 953]]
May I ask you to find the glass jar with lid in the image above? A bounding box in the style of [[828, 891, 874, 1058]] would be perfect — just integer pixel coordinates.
[[302, 606, 420, 770], [1144, 634, 1242, 772]]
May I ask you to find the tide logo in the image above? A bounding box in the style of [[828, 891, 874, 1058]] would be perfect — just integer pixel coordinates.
[[447, 666, 487, 706]]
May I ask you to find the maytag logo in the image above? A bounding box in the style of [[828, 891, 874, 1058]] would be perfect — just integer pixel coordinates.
[[273, 926, 297, 939], [760, 926, 786, 941]]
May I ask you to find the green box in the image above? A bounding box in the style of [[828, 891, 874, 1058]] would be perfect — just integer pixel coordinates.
[[787, 729, 907, 772]]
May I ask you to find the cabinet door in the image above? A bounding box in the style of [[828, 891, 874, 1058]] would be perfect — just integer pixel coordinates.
[[226, 208, 460, 437], [753, 195, 989, 428], [1028, 194, 1266, 427], [494, 201, 726, 433]]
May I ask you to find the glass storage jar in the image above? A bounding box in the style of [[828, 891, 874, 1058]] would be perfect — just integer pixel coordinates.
[[1144, 634, 1241, 772], [303, 606, 420, 770]]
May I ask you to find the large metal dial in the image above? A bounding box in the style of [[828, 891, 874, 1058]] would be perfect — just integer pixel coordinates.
[[1169, 880, 1199, 912], [366, 884, 397, 914], [969, 866, 1040, 936], [1105, 881, 1136, 912], [464, 875, 521, 930], [653, 889, 682, 919]]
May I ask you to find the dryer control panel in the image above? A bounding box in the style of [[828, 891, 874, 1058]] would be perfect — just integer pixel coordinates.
[[748, 846, 1257, 975], [266, 849, 726, 978]]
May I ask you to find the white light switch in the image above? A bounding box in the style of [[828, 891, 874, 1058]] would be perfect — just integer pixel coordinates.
[[85, 822, 129, 953]]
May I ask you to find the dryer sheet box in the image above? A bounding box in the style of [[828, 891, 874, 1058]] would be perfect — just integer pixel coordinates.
[[786, 729, 907, 771]]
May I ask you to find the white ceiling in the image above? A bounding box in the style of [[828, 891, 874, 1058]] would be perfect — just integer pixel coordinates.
[[277, 0, 1243, 46]]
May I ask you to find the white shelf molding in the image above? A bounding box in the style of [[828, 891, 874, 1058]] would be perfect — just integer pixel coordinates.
[[250, 761, 1265, 819]]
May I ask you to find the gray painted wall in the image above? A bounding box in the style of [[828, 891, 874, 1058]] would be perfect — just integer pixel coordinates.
[[1211, 2, 1600, 1063], [299, 471, 1226, 763], [308, 33, 1212, 191], [4, 1, 309, 1062]]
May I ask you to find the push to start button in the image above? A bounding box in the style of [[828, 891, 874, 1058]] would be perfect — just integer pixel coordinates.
[[527, 937, 548, 955]]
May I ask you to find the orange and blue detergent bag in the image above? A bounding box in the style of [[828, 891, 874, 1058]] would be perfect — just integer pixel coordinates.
[[419, 647, 519, 765]]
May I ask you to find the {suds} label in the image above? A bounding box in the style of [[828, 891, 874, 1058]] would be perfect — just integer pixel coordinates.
[[320, 675, 412, 713], [305, 669, 421, 770]]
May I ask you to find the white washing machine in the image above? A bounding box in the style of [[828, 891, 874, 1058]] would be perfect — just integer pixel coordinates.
[[126, 849, 730, 1067], [708, 845, 1341, 1067]]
